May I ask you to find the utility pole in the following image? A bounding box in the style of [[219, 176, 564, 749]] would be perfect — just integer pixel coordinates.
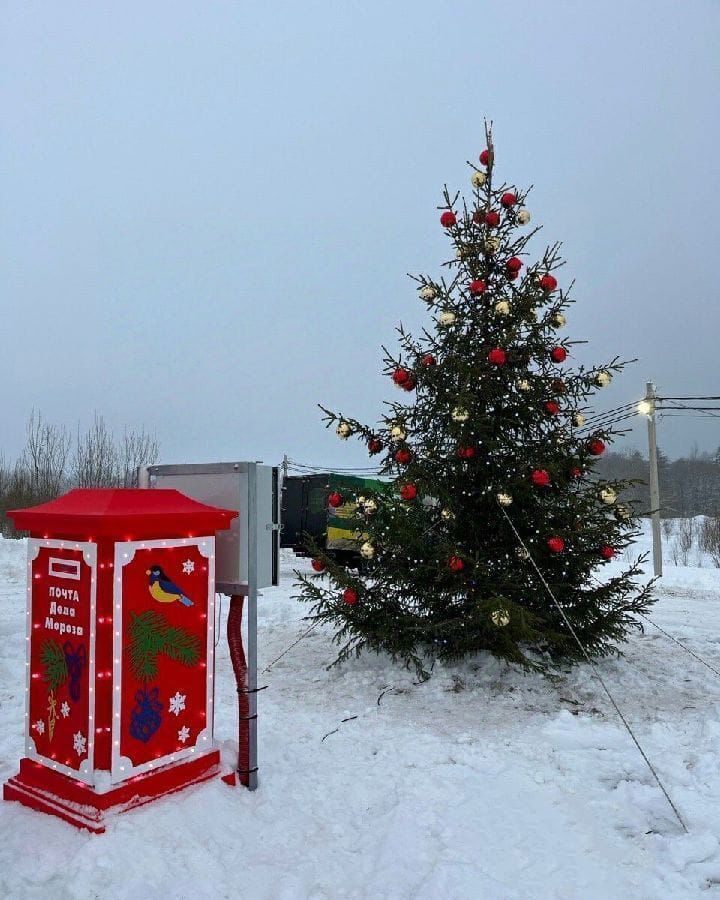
[[644, 382, 663, 577]]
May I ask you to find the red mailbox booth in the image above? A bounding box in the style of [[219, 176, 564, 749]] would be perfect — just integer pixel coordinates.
[[3, 488, 237, 832]]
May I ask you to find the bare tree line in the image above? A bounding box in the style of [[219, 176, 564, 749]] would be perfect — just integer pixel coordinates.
[[596, 446, 720, 518], [1, 411, 158, 535], [595, 446, 720, 567]]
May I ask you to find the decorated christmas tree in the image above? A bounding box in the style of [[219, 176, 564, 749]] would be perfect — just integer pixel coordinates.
[[296, 127, 655, 677]]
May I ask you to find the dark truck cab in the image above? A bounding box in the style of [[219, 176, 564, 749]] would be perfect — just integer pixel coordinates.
[[281, 473, 386, 566]]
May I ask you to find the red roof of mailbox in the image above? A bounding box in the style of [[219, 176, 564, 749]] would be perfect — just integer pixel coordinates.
[[8, 488, 237, 538]]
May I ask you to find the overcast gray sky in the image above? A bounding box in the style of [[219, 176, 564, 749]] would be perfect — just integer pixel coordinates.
[[2, 0, 719, 467]]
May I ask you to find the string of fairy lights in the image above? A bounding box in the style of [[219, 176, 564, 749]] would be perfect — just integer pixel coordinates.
[[283, 391, 719, 477]]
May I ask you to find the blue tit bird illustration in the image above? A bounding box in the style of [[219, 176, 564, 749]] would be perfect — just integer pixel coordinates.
[[146, 565, 194, 607]]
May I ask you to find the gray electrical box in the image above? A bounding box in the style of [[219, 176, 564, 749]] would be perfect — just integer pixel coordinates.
[[144, 462, 280, 594]]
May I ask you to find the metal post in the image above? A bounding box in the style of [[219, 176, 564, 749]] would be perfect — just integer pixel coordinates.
[[646, 382, 663, 578], [246, 463, 259, 789]]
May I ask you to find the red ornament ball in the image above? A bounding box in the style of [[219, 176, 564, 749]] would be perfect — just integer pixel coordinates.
[[531, 469, 551, 487], [587, 438, 606, 456], [368, 438, 383, 455], [507, 270, 519, 281], [551, 378, 567, 394], [501, 192, 517, 208], [547, 537, 565, 554], [506, 256, 523, 273], [401, 374, 417, 392], [311, 558, 326, 573], [342, 588, 358, 606], [600, 545, 616, 560], [392, 367, 411, 386], [550, 347, 568, 363], [484, 210, 500, 227], [487, 348, 507, 366], [545, 401, 560, 416], [421, 353, 437, 367], [395, 448, 413, 465], [570, 466, 583, 479], [539, 274, 558, 292], [479, 149, 491, 166], [440, 211, 457, 227], [457, 445, 477, 459], [469, 279, 486, 295], [400, 483, 417, 501], [328, 491, 343, 508], [472, 210, 484, 225], [448, 555, 465, 572]]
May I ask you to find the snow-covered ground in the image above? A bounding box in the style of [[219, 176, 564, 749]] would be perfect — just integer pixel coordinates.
[[1, 524, 720, 899]]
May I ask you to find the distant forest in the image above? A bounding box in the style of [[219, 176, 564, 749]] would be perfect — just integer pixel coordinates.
[[1, 411, 719, 537], [597, 447, 720, 517]]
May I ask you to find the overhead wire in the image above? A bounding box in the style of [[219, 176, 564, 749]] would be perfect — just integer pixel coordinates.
[[657, 396, 720, 402]]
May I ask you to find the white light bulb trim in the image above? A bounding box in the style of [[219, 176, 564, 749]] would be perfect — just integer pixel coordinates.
[[111, 536, 217, 784], [24, 538, 97, 785]]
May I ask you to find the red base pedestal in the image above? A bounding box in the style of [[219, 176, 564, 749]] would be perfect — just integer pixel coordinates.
[[4, 751, 221, 833]]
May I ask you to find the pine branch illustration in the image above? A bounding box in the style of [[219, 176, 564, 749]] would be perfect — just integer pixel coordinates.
[[161, 626, 201, 667], [126, 610, 201, 682], [40, 639, 68, 692]]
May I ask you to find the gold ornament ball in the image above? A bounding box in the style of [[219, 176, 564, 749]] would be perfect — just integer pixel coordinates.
[[336, 421, 352, 440], [552, 312, 567, 328], [441, 508, 455, 521], [390, 425, 407, 442], [516, 378, 532, 392], [471, 170, 487, 189], [516, 208, 531, 225], [362, 498, 378, 515], [495, 300, 511, 316], [360, 542, 375, 560], [573, 412, 586, 427], [496, 492, 513, 507], [484, 236, 500, 254], [616, 503, 632, 520], [516, 546, 530, 560], [439, 310, 457, 327], [595, 370, 612, 387], [491, 608, 511, 627], [419, 284, 438, 302], [600, 487, 617, 505], [451, 406, 469, 423]]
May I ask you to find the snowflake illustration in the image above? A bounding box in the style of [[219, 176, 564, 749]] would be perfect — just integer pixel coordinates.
[[33, 719, 45, 735], [182, 559, 195, 575], [60, 701, 70, 718], [178, 725, 191, 744], [73, 731, 87, 757], [169, 692, 187, 716]]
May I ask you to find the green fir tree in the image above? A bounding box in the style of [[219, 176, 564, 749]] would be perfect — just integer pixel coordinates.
[[295, 127, 655, 677]]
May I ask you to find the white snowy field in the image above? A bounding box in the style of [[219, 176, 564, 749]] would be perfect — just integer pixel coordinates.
[[2, 525, 720, 899]]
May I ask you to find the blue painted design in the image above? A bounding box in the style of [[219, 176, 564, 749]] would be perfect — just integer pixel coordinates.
[[63, 641, 86, 702], [129, 687, 163, 743]]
